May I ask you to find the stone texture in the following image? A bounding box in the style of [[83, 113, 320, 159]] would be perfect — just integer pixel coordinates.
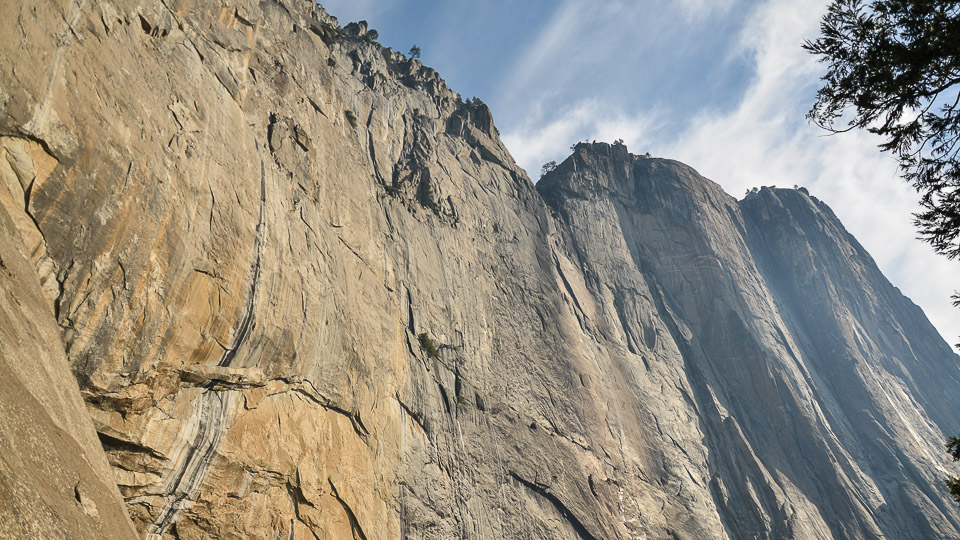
[[0, 200, 137, 537], [1, 0, 959, 539], [537, 143, 960, 538]]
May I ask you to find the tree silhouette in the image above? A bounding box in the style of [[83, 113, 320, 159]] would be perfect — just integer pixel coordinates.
[[805, 0, 960, 261]]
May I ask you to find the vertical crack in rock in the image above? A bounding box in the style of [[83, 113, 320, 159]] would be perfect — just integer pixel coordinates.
[[509, 472, 601, 540], [218, 160, 267, 367], [553, 252, 586, 321], [367, 129, 385, 185], [329, 479, 370, 540], [147, 162, 267, 537], [0, 137, 62, 310]]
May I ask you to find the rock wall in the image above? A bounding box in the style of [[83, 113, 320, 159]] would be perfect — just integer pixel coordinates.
[[0, 158, 137, 537], [538, 145, 960, 538], [1, 0, 959, 539]]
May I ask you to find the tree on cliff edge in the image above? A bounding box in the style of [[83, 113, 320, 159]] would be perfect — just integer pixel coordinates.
[[804, 0, 960, 262]]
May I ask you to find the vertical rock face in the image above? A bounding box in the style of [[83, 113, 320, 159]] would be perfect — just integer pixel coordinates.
[[537, 143, 960, 538], [1, 1, 959, 539], [0, 202, 137, 537]]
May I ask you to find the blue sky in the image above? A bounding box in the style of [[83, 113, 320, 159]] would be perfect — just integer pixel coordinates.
[[321, 0, 960, 345]]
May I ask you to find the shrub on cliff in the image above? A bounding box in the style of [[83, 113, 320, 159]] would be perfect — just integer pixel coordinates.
[[418, 332, 440, 359]]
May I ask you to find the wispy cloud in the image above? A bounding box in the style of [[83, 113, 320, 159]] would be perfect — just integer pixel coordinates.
[[662, 0, 960, 342], [503, 99, 659, 179], [675, 0, 737, 20], [498, 0, 714, 175], [498, 1, 585, 101], [498, 0, 960, 342], [496, 0, 753, 173]]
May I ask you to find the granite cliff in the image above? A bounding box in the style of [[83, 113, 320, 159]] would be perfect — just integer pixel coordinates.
[[1, 0, 959, 538]]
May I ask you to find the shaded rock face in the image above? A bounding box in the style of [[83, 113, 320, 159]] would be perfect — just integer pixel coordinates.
[[0, 198, 137, 536], [538, 143, 960, 538], [0, 1, 959, 540]]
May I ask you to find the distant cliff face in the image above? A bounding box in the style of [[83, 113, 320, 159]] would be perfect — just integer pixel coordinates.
[[1, 1, 959, 539], [538, 144, 960, 538]]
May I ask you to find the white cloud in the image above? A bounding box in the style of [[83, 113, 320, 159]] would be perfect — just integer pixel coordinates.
[[502, 99, 658, 179], [497, 0, 705, 176], [662, 0, 960, 343], [675, 0, 737, 20], [499, 0, 960, 343]]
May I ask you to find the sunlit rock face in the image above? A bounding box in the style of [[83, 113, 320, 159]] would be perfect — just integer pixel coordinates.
[[1, 0, 959, 538]]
